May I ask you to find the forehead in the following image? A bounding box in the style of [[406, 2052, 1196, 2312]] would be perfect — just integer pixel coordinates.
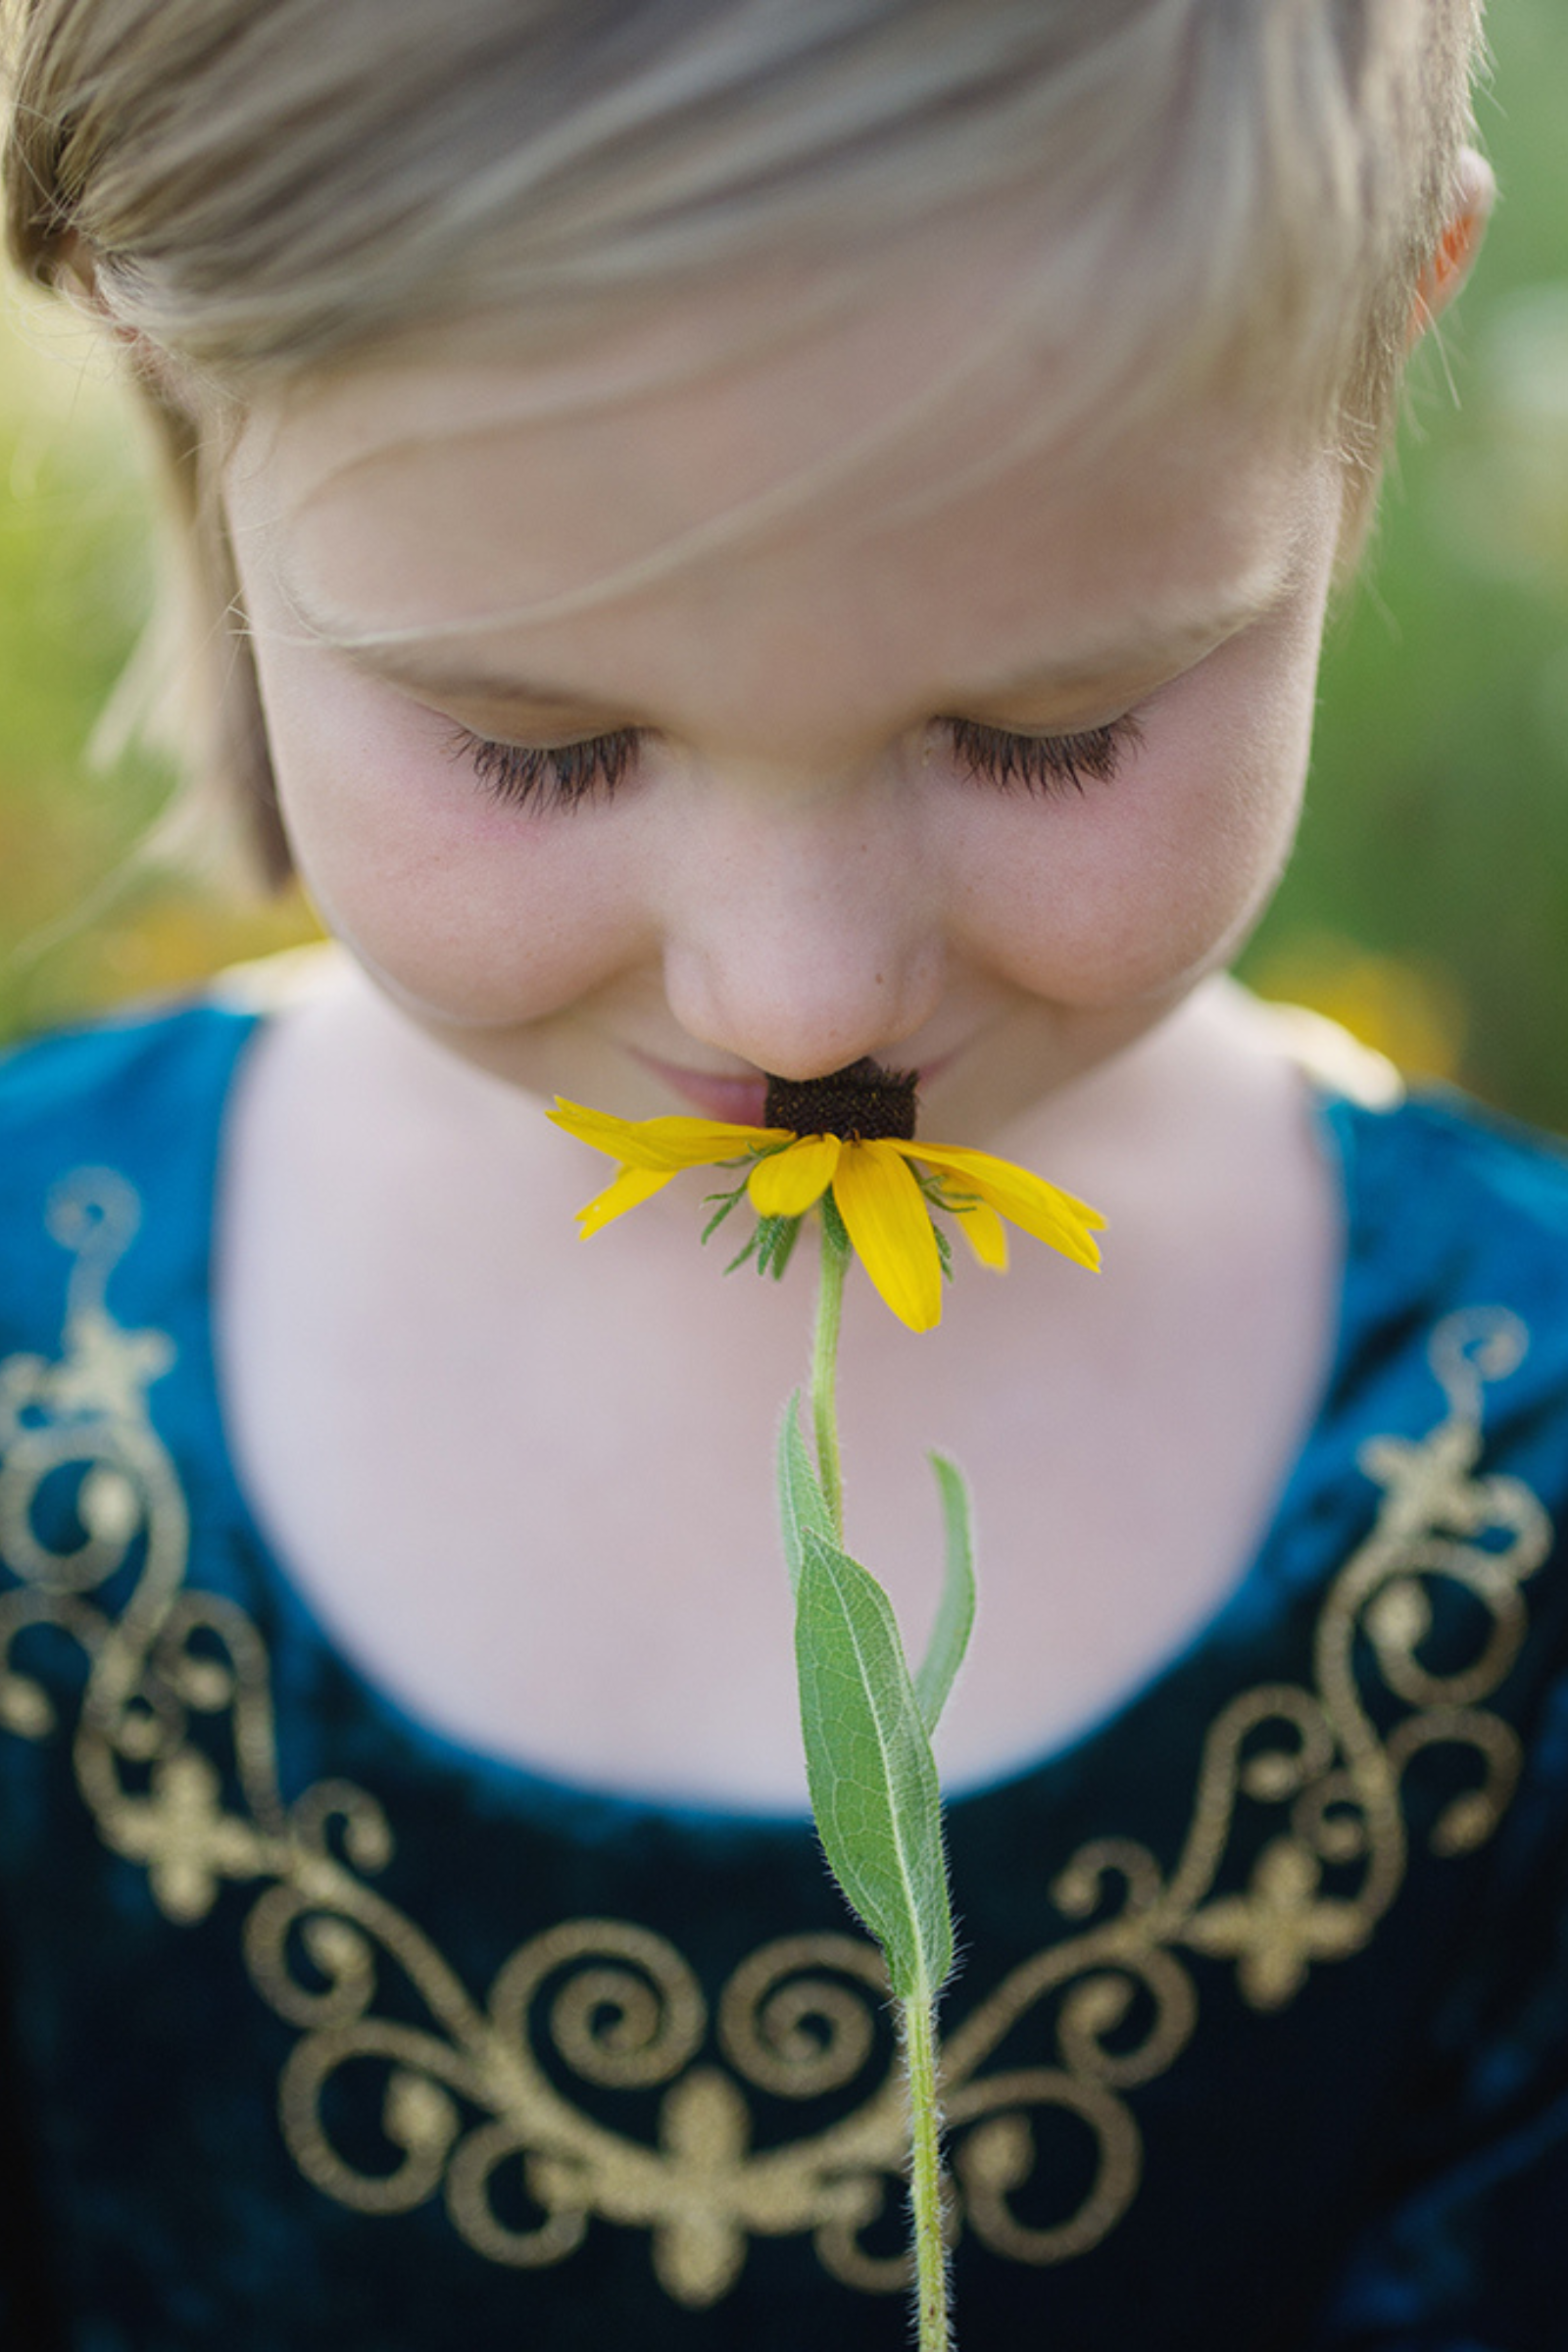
[[226, 220, 1334, 731]]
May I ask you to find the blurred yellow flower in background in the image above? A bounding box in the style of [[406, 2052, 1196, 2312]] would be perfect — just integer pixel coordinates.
[[1250, 933, 1468, 1084]]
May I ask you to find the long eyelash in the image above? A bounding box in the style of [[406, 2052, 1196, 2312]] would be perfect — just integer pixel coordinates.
[[945, 713, 1144, 795], [452, 726, 641, 812], [453, 712, 1139, 810]]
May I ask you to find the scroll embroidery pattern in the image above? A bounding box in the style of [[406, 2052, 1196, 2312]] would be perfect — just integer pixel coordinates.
[[0, 1168, 1552, 2304]]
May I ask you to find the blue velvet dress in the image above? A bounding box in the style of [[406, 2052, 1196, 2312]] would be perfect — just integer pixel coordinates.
[[2, 1001, 1567, 2351]]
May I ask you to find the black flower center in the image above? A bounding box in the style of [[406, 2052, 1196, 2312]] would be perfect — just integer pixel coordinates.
[[763, 1058, 919, 1143]]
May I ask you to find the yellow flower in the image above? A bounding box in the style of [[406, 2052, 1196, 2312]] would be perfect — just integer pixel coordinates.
[[548, 1072, 1104, 1333]]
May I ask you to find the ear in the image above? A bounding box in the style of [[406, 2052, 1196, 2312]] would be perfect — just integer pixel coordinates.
[[1409, 146, 1494, 342], [50, 230, 202, 410]]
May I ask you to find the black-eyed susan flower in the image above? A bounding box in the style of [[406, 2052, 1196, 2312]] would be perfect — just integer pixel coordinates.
[[549, 1058, 1104, 1332], [551, 1061, 1098, 2335]]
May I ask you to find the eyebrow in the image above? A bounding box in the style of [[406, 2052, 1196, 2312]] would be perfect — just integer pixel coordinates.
[[983, 601, 1282, 698], [283, 614, 596, 709], [280, 565, 1296, 715], [336, 643, 611, 709], [273, 574, 601, 709]]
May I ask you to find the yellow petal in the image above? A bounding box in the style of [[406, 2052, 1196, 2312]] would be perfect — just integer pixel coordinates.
[[747, 1133, 841, 1217], [831, 1142, 945, 1332], [576, 1164, 676, 1236], [551, 1098, 788, 1172], [952, 1200, 1009, 1270], [901, 1141, 1104, 1270], [905, 1141, 1105, 1228]]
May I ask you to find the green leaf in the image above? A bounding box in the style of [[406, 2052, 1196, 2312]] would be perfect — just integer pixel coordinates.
[[795, 1528, 954, 1999], [912, 1454, 976, 1734], [776, 1395, 834, 1596]]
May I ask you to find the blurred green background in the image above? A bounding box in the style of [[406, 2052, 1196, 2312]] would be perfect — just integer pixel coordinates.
[[2, 0, 1566, 1123]]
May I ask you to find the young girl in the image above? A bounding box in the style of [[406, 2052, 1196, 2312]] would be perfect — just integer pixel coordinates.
[[3, 1, 1564, 2344]]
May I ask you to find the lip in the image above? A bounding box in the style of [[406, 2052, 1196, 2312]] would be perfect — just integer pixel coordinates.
[[631, 1046, 958, 1126], [630, 1054, 772, 1124]]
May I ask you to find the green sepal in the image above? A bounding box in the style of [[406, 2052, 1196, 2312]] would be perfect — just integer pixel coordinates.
[[819, 1189, 850, 1254], [723, 1223, 763, 1274], [912, 1454, 976, 1734], [794, 1527, 955, 2001], [755, 1214, 803, 1278], [700, 1185, 748, 1245], [722, 1210, 806, 1279]]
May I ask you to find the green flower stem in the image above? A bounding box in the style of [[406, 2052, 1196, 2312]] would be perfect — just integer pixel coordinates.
[[806, 1206, 954, 2352], [904, 1982, 952, 2352], [810, 1210, 850, 1542]]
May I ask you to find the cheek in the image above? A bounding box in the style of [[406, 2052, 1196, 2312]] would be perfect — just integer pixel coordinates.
[[254, 646, 649, 1026], [948, 662, 1314, 1005]]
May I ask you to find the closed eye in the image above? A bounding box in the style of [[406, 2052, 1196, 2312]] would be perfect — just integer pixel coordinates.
[[942, 713, 1143, 794], [450, 708, 1143, 813], [450, 725, 641, 811]]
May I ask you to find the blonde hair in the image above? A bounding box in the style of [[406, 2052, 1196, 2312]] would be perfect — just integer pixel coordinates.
[[4, 0, 1487, 885]]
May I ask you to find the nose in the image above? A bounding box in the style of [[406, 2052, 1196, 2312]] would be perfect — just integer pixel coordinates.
[[657, 784, 945, 1081]]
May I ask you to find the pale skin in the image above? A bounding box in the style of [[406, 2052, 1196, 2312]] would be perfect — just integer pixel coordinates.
[[211, 183, 1487, 1809]]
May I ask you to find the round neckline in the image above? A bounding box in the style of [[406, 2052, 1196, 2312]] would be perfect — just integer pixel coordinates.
[[188, 1003, 1376, 1836]]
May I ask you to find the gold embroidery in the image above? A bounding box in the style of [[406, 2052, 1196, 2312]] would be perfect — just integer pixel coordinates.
[[0, 1170, 1552, 2304]]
